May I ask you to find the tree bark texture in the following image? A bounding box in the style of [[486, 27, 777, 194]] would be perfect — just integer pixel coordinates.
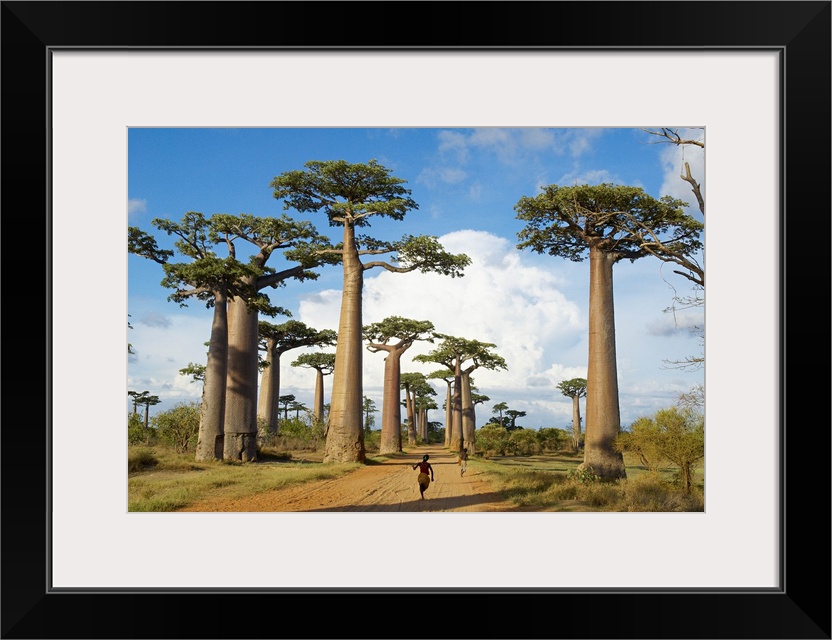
[[256, 339, 281, 434], [444, 383, 452, 448], [257, 338, 280, 434], [195, 293, 228, 461], [581, 247, 626, 479], [405, 387, 417, 446], [312, 369, 325, 424], [324, 223, 366, 463], [449, 364, 463, 452], [223, 297, 259, 462], [379, 351, 403, 454], [461, 371, 476, 455]]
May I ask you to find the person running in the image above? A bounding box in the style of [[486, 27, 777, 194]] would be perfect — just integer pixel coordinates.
[[412, 454, 435, 499], [457, 447, 469, 477]]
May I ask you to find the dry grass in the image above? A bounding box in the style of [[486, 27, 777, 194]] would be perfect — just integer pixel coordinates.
[[128, 444, 703, 512], [128, 445, 361, 512], [473, 452, 704, 512]]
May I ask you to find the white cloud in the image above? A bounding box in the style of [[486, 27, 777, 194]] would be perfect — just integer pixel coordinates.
[[129, 231, 703, 432], [296, 229, 585, 427], [127, 314, 210, 409], [128, 198, 147, 220]]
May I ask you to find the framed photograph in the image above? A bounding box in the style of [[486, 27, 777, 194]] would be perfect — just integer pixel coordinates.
[[3, 1, 829, 638]]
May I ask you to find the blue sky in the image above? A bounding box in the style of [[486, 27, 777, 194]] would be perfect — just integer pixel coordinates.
[[127, 127, 705, 431]]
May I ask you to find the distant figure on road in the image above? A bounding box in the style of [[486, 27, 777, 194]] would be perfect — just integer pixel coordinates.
[[457, 448, 469, 477], [412, 454, 435, 500]]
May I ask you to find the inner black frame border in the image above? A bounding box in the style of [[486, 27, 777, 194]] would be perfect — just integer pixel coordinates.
[[2, 2, 829, 638]]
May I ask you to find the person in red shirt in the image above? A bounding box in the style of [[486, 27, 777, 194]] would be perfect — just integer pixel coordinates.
[[412, 454, 435, 500]]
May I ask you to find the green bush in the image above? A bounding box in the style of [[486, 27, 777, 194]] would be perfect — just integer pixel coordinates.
[[568, 467, 600, 484], [475, 424, 510, 456], [615, 406, 704, 493], [152, 401, 200, 453], [507, 429, 540, 455], [128, 412, 155, 446], [536, 428, 569, 452]]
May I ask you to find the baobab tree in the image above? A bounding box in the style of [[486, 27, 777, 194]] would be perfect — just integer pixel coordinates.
[[516, 183, 702, 479], [129, 212, 334, 462], [210, 213, 334, 462], [491, 401, 508, 428], [363, 316, 435, 454], [557, 377, 587, 452], [415, 395, 438, 442], [259, 321, 336, 434], [278, 394, 296, 421], [271, 159, 470, 463], [129, 217, 232, 461], [426, 370, 454, 447], [128, 390, 161, 429], [128, 389, 147, 415], [414, 335, 507, 454], [505, 409, 526, 430], [291, 352, 336, 425], [400, 372, 432, 447]]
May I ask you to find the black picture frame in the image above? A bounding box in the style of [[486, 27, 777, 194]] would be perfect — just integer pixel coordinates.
[[2, 2, 829, 638]]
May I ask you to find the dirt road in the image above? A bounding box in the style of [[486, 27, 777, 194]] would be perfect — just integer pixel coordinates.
[[179, 444, 519, 512]]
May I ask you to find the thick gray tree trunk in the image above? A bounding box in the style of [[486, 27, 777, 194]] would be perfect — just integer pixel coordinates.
[[195, 291, 229, 461], [223, 297, 259, 462], [461, 371, 476, 454], [257, 339, 281, 435], [449, 363, 463, 453], [405, 387, 417, 446], [312, 369, 325, 424], [379, 350, 403, 454], [324, 222, 366, 463], [443, 382, 452, 448], [581, 247, 626, 479]]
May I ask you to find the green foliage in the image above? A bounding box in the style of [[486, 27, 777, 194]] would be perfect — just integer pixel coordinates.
[[475, 424, 511, 456], [363, 429, 381, 452], [260, 320, 337, 355], [271, 159, 419, 227], [536, 428, 570, 452], [277, 416, 325, 446], [396, 234, 471, 277], [568, 467, 600, 484], [507, 429, 540, 455], [292, 351, 336, 374], [128, 412, 153, 445], [557, 377, 587, 398], [615, 406, 704, 492], [516, 183, 701, 262], [179, 362, 206, 383], [152, 401, 200, 453]]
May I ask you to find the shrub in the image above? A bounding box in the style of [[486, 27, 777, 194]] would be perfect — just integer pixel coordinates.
[[536, 428, 569, 452], [128, 412, 155, 446], [568, 467, 600, 484], [507, 429, 540, 455], [152, 401, 200, 453], [615, 406, 704, 493], [475, 424, 510, 456]]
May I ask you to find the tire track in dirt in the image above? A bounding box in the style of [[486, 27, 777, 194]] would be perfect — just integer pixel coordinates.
[[178, 445, 520, 512]]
